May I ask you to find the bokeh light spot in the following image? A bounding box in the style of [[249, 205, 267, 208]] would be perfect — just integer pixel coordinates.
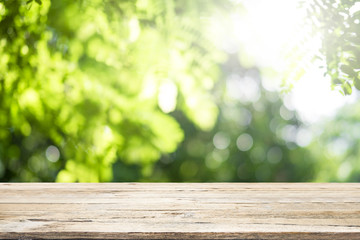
[[213, 132, 230, 150], [46, 145, 60, 163], [236, 133, 253, 151], [267, 146, 282, 164]]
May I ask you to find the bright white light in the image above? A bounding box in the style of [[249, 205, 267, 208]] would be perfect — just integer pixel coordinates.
[[158, 81, 178, 113], [128, 18, 140, 42], [286, 67, 356, 123], [349, 2, 360, 16], [229, 0, 358, 122], [234, 0, 304, 69]]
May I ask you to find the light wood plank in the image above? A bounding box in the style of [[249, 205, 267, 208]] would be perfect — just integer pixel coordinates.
[[0, 183, 360, 239]]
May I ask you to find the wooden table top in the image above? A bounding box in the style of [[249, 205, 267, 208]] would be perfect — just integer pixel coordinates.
[[1, 183, 360, 239]]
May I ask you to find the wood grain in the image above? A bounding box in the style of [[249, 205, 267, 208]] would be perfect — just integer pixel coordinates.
[[0, 183, 360, 239]]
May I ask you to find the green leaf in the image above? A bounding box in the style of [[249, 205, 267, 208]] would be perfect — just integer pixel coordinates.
[[332, 78, 342, 85], [340, 64, 355, 76], [342, 45, 360, 56], [343, 82, 352, 95], [354, 77, 360, 90], [35, 0, 42, 5]]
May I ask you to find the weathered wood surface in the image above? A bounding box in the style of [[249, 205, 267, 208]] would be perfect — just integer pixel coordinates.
[[0, 183, 360, 240]]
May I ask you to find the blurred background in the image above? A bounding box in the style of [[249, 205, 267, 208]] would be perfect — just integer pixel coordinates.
[[1, 0, 360, 182]]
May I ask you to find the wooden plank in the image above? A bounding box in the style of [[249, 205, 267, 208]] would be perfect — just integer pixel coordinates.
[[0, 183, 359, 239]]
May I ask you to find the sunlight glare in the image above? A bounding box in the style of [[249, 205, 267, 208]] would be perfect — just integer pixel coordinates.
[[233, 0, 304, 69], [226, 0, 358, 123], [158, 81, 178, 113], [286, 67, 357, 123]]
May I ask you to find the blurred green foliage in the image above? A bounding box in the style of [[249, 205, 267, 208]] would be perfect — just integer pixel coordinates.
[[0, 0, 359, 182], [0, 0, 227, 181], [305, 0, 360, 95], [149, 59, 316, 182], [308, 102, 360, 182]]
